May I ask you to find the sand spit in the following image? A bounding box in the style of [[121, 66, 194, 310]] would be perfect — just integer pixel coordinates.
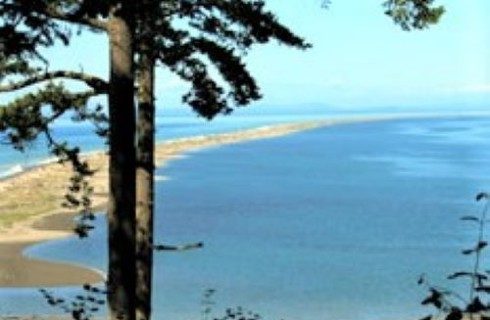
[[0, 113, 471, 287], [0, 120, 333, 287]]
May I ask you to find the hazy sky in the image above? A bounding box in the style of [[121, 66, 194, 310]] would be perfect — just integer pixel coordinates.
[[41, 0, 490, 111]]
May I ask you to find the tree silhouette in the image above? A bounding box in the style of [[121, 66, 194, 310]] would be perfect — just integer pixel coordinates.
[[1, 2, 309, 320], [132, 2, 310, 320], [383, 0, 445, 31], [1, 1, 445, 319], [1, 2, 136, 320]]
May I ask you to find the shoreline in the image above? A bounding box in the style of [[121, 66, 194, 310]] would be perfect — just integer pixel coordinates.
[[0, 119, 332, 287], [0, 113, 487, 288]]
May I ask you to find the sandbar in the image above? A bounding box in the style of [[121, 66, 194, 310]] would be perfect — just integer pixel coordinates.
[[0, 113, 472, 287]]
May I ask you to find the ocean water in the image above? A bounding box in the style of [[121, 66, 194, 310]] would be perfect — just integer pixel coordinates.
[[1, 115, 490, 320], [0, 106, 339, 179]]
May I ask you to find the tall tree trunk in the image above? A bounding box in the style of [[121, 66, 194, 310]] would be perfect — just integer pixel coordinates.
[[107, 4, 137, 320], [135, 0, 156, 316], [135, 26, 156, 320], [135, 53, 155, 320]]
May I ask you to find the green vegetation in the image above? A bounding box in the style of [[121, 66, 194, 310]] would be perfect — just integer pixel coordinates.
[[418, 193, 490, 320], [0, 1, 449, 320]]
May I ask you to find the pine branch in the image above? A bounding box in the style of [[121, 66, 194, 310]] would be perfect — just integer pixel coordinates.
[[0, 83, 103, 150], [153, 242, 204, 251], [42, 5, 108, 31], [0, 71, 108, 93], [2, 1, 108, 31], [384, 0, 445, 31]]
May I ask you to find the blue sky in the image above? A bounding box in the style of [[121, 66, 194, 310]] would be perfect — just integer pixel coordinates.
[[248, 0, 490, 110], [38, 0, 490, 112]]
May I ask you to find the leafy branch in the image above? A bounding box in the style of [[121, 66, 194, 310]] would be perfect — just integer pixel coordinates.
[[0, 70, 108, 93], [418, 193, 490, 320]]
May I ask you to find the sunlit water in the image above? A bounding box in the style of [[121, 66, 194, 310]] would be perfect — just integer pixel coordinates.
[[0, 106, 342, 179], [2, 115, 490, 320]]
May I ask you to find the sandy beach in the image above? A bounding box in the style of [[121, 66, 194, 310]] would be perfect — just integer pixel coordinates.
[[0, 113, 466, 288], [0, 120, 342, 287]]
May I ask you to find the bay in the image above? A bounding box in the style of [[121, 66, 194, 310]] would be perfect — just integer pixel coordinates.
[[2, 116, 490, 320]]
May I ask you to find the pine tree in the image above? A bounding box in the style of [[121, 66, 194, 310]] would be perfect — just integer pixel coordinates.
[[0, 2, 137, 320], [133, 2, 310, 320], [383, 0, 445, 31], [1, 1, 449, 320], [1, 2, 310, 320]]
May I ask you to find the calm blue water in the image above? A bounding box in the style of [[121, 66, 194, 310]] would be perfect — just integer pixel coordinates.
[[0, 105, 341, 178], [2, 115, 490, 320]]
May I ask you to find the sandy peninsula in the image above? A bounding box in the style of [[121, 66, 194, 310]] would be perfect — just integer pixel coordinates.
[[0, 120, 344, 287], [0, 114, 451, 287]]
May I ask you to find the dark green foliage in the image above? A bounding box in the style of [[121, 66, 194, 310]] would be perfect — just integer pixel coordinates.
[[217, 307, 262, 320], [0, 83, 93, 148], [0, 0, 112, 239], [445, 308, 463, 320], [421, 288, 443, 309], [1, 0, 310, 154], [0, 79, 107, 237], [199, 290, 263, 320], [0, 0, 310, 239], [417, 194, 490, 320], [143, 0, 310, 119], [40, 283, 107, 320], [477, 193, 489, 202], [1, 0, 310, 166], [384, 0, 445, 31], [2, 2, 310, 319], [0, 0, 108, 71]]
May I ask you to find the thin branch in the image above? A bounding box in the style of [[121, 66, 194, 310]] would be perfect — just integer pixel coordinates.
[[470, 197, 490, 301], [1, 2, 108, 31], [153, 242, 204, 251], [43, 5, 108, 31], [44, 90, 101, 122], [0, 71, 108, 93]]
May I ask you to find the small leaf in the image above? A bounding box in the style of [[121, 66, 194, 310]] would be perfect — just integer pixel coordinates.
[[447, 271, 472, 280], [445, 308, 462, 320], [421, 289, 443, 309], [477, 241, 488, 251], [466, 297, 486, 313], [476, 192, 489, 201], [460, 216, 479, 222], [462, 249, 474, 255]]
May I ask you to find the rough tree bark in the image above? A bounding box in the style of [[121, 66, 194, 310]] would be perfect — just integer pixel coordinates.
[[135, 51, 155, 320], [135, 1, 156, 318], [107, 3, 137, 320]]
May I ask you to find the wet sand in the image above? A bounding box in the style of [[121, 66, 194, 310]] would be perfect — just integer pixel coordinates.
[[0, 114, 467, 287], [0, 120, 333, 287]]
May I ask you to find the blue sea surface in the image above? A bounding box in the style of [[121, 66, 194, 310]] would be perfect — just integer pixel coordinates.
[[2, 115, 490, 320], [0, 105, 338, 178]]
